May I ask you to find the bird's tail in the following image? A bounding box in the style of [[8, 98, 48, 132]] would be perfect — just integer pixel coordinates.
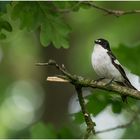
[[117, 68, 140, 102]]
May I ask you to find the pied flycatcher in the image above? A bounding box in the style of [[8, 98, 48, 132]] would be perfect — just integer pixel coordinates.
[[91, 38, 140, 101]]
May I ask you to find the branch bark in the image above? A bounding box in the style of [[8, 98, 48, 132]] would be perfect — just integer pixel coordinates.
[[83, 1, 140, 17], [75, 85, 95, 138], [37, 60, 140, 100], [57, 1, 140, 17]]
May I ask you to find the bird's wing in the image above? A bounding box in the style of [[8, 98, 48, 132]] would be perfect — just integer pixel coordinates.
[[124, 68, 140, 91], [107, 51, 137, 90]]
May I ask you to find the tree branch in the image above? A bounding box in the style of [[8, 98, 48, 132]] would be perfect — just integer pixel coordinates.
[[36, 59, 140, 138], [36, 60, 96, 138], [96, 109, 140, 134], [75, 85, 95, 138], [57, 1, 140, 17], [83, 1, 140, 17], [36, 60, 140, 100]]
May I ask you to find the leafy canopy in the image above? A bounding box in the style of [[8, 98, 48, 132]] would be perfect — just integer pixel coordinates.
[[0, 1, 93, 48]]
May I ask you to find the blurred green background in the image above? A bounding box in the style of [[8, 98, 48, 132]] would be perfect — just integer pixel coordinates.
[[0, 1, 140, 139]]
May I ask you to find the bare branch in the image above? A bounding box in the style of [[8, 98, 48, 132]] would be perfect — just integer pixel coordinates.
[[47, 76, 69, 82], [37, 61, 96, 138], [36, 60, 140, 100], [96, 109, 140, 134], [56, 1, 140, 17], [84, 1, 140, 17], [75, 86, 96, 138]]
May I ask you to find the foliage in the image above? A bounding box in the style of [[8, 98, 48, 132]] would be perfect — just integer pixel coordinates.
[[30, 122, 80, 139], [0, 1, 95, 48], [0, 1, 140, 139], [31, 122, 57, 138], [0, 2, 12, 39], [8, 1, 81, 48]]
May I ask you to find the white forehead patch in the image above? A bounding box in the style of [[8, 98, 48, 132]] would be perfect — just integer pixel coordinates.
[[96, 39, 101, 43]]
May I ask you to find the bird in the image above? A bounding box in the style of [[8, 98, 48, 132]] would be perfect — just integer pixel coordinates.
[[91, 38, 140, 102]]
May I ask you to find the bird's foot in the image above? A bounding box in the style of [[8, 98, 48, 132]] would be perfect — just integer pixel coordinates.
[[96, 77, 105, 82], [105, 78, 115, 86]]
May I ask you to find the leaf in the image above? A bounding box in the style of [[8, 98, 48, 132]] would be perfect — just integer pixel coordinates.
[[73, 111, 84, 124], [57, 126, 80, 139], [11, 2, 71, 48], [0, 18, 12, 40], [86, 90, 113, 116], [30, 122, 57, 139], [51, 17, 70, 48], [40, 15, 70, 48], [12, 2, 42, 31], [111, 100, 123, 113], [73, 90, 115, 125], [0, 33, 6, 39], [0, 20, 12, 32], [40, 22, 51, 47], [0, 1, 10, 13]]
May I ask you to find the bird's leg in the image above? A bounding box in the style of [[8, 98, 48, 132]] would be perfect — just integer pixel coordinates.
[[105, 77, 115, 86], [96, 77, 105, 82]]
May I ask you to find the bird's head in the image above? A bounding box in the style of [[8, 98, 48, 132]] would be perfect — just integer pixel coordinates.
[[94, 38, 110, 50]]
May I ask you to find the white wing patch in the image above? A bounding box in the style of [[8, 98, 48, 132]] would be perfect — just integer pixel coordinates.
[[114, 59, 120, 65], [124, 68, 140, 91]]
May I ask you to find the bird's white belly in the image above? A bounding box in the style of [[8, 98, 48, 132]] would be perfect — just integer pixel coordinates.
[[91, 45, 123, 81]]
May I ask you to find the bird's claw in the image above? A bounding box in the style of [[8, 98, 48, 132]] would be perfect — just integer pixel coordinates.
[[96, 77, 105, 82], [105, 78, 115, 86]]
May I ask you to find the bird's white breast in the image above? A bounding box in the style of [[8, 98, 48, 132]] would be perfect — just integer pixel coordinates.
[[91, 44, 123, 81]]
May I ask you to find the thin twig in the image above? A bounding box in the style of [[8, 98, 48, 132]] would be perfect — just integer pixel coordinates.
[[84, 1, 140, 17], [47, 76, 69, 82], [96, 109, 140, 134], [75, 86, 96, 138], [56, 1, 140, 17]]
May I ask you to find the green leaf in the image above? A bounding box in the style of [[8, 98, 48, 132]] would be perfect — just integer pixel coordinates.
[[73, 111, 84, 124], [111, 100, 123, 113], [40, 22, 51, 47], [40, 15, 70, 48], [0, 20, 12, 32], [0, 1, 10, 13], [0, 33, 6, 39], [73, 90, 116, 125], [86, 91, 112, 116], [51, 17, 70, 48], [12, 2, 42, 31], [11, 2, 71, 48], [30, 122, 57, 139]]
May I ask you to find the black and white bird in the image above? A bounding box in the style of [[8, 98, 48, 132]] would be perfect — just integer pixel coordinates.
[[91, 38, 140, 101]]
